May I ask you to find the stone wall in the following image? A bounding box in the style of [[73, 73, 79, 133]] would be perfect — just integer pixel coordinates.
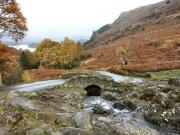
[[63, 75, 120, 91]]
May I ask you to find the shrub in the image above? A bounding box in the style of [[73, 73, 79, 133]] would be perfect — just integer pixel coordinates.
[[20, 50, 40, 69], [20, 51, 31, 69], [175, 15, 180, 19], [22, 70, 31, 82]]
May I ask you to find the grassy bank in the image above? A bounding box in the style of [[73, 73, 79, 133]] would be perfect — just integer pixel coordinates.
[[109, 68, 180, 80], [139, 69, 180, 80]]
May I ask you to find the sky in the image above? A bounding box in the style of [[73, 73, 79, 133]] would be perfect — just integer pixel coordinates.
[[16, 0, 163, 42]]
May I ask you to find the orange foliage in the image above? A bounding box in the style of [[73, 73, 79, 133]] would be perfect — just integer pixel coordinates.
[[0, 0, 27, 41], [0, 43, 21, 84]]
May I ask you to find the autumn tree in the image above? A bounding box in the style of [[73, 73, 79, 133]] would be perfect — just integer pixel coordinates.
[[0, 0, 27, 41], [60, 38, 84, 69], [35, 39, 60, 68], [0, 43, 22, 84], [35, 38, 86, 69]]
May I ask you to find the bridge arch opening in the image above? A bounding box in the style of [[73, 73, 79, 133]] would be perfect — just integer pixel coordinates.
[[84, 85, 102, 96]]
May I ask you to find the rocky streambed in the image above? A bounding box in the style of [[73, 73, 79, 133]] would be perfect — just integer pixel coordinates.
[[0, 72, 179, 135]]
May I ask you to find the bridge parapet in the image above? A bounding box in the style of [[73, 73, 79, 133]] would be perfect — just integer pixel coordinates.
[[63, 74, 120, 91]]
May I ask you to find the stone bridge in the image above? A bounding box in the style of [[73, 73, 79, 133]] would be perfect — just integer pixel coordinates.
[[63, 75, 120, 96]]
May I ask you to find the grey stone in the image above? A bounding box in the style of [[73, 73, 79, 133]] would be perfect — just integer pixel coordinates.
[[113, 102, 126, 110], [59, 127, 88, 135], [168, 78, 180, 86], [74, 112, 92, 130], [93, 105, 113, 116]]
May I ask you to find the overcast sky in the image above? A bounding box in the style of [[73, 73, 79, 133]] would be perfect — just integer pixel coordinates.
[[16, 0, 162, 42]]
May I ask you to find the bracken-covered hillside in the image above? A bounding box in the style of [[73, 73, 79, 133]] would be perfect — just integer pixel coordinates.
[[81, 0, 180, 72]]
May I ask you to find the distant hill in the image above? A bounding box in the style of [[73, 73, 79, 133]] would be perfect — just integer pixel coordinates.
[[81, 0, 180, 72], [85, 0, 180, 49]]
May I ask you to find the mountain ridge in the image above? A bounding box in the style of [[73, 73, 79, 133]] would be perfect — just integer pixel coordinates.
[[85, 0, 180, 49]]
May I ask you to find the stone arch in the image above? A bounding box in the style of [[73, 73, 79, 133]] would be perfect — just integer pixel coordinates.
[[84, 85, 102, 96]]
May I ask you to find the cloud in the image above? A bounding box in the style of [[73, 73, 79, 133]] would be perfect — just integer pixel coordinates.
[[16, 0, 162, 41]]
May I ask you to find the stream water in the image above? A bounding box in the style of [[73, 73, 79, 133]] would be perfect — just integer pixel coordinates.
[[83, 96, 179, 135]]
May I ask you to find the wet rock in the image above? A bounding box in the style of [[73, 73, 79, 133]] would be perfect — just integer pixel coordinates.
[[113, 102, 126, 110], [93, 105, 113, 115], [124, 100, 137, 110], [102, 92, 117, 101], [74, 112, 92, 130], [168, 78, 180, 86]]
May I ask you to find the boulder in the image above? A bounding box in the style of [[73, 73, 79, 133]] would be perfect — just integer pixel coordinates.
[[113, 102, 126, 110], [111, 120, 159, 135], [93, 105, 113, 116], [168, 78, 180, 86], [74, 112, 92, 130]]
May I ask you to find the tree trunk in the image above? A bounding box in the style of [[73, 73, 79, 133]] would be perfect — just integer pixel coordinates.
[[0, 74, 3, 86]]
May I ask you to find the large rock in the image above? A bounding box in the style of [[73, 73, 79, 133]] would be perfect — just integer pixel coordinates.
[[92, 116, 159, 135], [74, 112, 92, 130], [168, 78, 180, 86], [113, 102, 126, 110], [93, 105, 113, 116], [111, 120, 159, 135]]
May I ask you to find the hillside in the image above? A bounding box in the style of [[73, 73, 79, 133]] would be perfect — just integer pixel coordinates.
[[85, 0, 180, 49], [81, 0, 180, 72]]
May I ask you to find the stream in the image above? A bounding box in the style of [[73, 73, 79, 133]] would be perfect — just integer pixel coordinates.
[[0, 71, 178, 134]]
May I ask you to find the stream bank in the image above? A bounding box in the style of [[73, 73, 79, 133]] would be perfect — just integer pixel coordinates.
[[0, 72, 179, 135]]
